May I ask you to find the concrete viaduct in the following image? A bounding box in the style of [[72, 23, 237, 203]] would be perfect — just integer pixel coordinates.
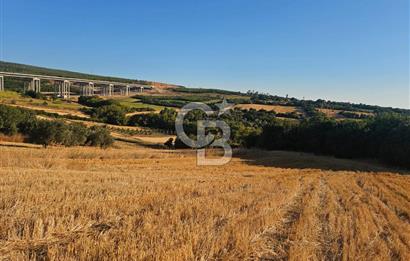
[[0, 72, 149, 98]]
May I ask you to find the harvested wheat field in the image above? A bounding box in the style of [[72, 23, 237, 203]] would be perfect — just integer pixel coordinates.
[[0, 145, 409, 260], [317, 108, 374, 119], [234, 104, 301, 114]]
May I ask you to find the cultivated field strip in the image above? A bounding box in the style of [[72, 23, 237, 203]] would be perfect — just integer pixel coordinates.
[[0, 146, 409, 260], [326, 175, 410, 260]]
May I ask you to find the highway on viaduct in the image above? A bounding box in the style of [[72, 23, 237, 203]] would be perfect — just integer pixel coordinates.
[[0, 71, 151, 98]]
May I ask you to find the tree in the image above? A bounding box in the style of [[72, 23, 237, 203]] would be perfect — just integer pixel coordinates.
[[78, 96, 118, 107], [0, 105, 37, 136], [379, 122, 410, 168], [92, 105, 127, 125], [128, 108, 177, 131], [87, 126, 114, 148], [24, 90, 44, 99], [29, 121, 65, 148], [64, 123, 89, 146]]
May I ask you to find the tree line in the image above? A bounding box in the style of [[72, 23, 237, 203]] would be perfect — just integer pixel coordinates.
[[0, 105, 113, 148], [246, 91, 410, 116], [127, 107, 410, 168], [249, 114, 410, 168]]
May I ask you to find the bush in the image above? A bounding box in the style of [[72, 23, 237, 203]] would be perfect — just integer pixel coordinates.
[[29, 121, 92, 148], [24, 90, 44, 99], [128, 108, 177, 131], [90, 105, 127, 125], [0, 105, 113, 148], [66, 123, 89, 146], [78, 96, 118, 108], [29, 121, 65, 147], [87, 126, 114, 148], [0, 105, 37, 135]]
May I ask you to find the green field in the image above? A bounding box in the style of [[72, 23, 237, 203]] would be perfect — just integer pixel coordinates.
[[116, 97, 166, 111], [0, 91, 85, 111], [0, 91, 20, 99]]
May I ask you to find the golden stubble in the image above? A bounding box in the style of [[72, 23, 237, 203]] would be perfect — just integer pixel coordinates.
[[0, 145, 409, 260]]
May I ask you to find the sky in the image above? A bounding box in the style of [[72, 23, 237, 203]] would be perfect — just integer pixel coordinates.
[[0, 0, 409, 108]]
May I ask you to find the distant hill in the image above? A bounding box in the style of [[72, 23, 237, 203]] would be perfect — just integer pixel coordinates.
[[1, 60, 408, 114]]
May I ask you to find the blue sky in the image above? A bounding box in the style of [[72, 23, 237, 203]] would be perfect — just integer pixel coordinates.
[[0, 0, 408, 108]]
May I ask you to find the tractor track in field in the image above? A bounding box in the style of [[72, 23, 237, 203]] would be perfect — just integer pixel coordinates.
[[317, 176, 344, 261], [354, 177, 410, 259], [249, 176, 318, 260]]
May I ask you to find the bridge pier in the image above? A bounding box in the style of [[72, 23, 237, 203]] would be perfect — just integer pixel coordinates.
[[0, 76, 4, 91], [82, 82, 94, 96], [0, 72, 145, 96], [88, 82, 94, 96], [31, 78, 41, 93], [60, 80, 71, 99], [103, 84, 113, 96], [108, 84, 113, 96], [125, 85, 130, 96]]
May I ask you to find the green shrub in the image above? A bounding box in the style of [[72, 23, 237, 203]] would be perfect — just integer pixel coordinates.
[[0, 105, 37, 135], [0, 105, 113, 148], [78, 96, 118, 108], [87, 126, 114, 148], [90, 105, 127, 125], [128, 108, 177, 131], [24, 90, 44, 99]]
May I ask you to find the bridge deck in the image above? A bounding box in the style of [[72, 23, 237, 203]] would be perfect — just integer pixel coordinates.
[[0, 71, 149, 88]]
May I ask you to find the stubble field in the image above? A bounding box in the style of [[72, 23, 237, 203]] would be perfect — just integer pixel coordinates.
[[0, 144, 409, 260]]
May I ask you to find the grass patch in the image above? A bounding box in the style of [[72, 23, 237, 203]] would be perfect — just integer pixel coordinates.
[[117, 97, 166, 111], [0, 91, 21, 99]]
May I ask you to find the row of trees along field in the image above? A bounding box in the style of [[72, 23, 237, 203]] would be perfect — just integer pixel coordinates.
[[126, 106, 410, 168], [246, 91, 410, 115], [250, 114, 410, 168], [0, 105, 113, 148]]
